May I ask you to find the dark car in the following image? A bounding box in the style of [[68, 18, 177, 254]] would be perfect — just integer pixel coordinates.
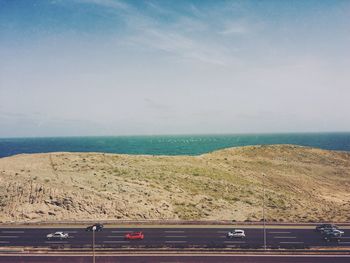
[[86, 223, 104, 231], [316, 224, 338, 232]]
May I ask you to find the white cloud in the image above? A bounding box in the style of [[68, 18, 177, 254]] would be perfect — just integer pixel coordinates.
[[74, 0, 129, 10], [219, 23, 248, 35], [127, 28, 230, 66]]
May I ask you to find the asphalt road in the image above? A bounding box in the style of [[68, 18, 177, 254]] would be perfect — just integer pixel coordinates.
[[0, 227, 349, 249], [0, 254, 350, 263]]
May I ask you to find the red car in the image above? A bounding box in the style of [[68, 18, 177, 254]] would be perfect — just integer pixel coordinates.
[[125, 231, 144, 240]]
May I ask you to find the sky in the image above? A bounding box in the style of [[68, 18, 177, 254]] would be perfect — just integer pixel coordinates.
[[0, 0, 349, 137]]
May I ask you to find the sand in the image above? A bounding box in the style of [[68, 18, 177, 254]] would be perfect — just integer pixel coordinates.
[[0, 144, 349, 223]]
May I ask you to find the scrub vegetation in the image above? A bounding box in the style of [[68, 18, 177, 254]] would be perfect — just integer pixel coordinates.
[[0, 145, 349, 223]]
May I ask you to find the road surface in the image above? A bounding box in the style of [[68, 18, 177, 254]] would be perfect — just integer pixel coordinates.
[[0, 253, 350, 263], [0, 226, 349, 249]]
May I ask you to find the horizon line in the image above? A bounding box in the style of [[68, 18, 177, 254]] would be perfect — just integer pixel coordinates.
[[1, 131, 350, 140]]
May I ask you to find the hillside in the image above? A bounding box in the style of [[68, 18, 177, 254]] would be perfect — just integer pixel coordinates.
[[0, 145, 349, 223]]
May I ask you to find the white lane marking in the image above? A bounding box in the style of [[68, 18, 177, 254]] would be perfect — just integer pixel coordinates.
[[45, 241, 68, 244], [279, 241, 304, 244], [217, 231, 228, 233], [0, 236, 18, 238], [0, 241, 10, 244], [274, 236, 297, 239], [65, 231, 77, 233], [107, 235, 124, 238], [226, 245, 245, 247], [1, 231, 24, 234], [269, 231, 291, 234], [165, 241, 187, 243], [164, 231, 185, 233], [341, 237, 350, 239], [111, 231, 130, 233], [224, 241, 246, 243], [339, 242, 350, 244], [103, 241, 130, 243], [165, 236, 187, 238]]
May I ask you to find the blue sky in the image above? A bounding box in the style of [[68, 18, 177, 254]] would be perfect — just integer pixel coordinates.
[[0, 0, 349, 137]]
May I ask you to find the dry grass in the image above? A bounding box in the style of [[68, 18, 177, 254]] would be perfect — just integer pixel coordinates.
[[0, 144, 349, 223]]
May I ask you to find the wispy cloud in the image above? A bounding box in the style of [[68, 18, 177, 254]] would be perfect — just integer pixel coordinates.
[[2, 0, 349, 136], [69, 0, 245, 66], [120, 2, 244, 65], [219, 22, 248, 35], [127, 28, 231, 66], [74, 0, 129, 10]]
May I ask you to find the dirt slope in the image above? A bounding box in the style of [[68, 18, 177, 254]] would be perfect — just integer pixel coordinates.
[[0, 145, 349, 223]]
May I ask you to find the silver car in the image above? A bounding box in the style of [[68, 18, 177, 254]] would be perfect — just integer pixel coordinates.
[[46, 231, 69, 240], [323, 229, 344, 236], [227, 229, 246, 238]]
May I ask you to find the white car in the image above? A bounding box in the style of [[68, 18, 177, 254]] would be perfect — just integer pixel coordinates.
[[46, 231, 69, 240], [323, 229, 344, 236], [227, 229, 246, 238]]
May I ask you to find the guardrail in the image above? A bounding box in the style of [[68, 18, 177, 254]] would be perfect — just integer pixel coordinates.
[[2, 247, 350, 254], [3, 243, 342, 251]]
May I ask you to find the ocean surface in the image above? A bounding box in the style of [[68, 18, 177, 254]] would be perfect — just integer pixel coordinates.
[[0, 133, 350, 158]]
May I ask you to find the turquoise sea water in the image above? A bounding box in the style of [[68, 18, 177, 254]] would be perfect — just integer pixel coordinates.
[[0, 133, 350, 158]]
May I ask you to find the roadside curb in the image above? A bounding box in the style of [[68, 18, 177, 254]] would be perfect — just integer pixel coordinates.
[[1, 222, 350, 229], [1, 249, 350, 255]]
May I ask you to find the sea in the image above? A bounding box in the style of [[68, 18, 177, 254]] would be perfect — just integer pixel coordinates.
[[0, 133, 350, 158]]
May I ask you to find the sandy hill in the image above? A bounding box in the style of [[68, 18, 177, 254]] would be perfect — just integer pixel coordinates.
[[0, 145, 349, 223]]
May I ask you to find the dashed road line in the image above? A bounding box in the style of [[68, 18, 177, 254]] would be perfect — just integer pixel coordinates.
[[103, 241, 130, 243], [269, 231, 291, 234], [279, 241, 304, 244], [107, 235, 124, 238], [165, 241, 187, 243], [45, 241, 69, 244], [274, 236, 297, 239], [224, 241, 246, 243], [0, 236, 18, 238], [0, 241, 10, 244], [111, 231, 130, 233], [164, 231, 185, 233], [1, 231, 24, 234], [165, 236, 187, 238]]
